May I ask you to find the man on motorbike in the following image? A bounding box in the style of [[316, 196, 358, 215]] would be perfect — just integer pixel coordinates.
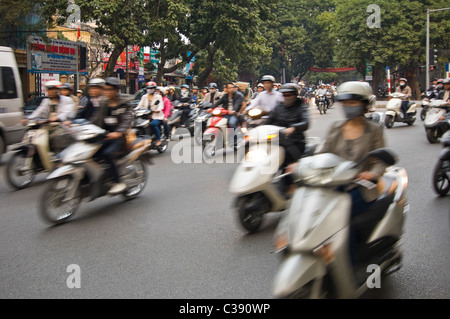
[[438, 78, 449, 103], [74, 78, 106, 122], [167, 86, 179, 102], [59, 83, 79, 114], [315, 83, 330, 109], [191, 86, 203, 105], [179, 84, 193, 128], [395, 78, 412, 117], [265, 83, 310, 196], [214, 82, 246, 129], [245, 75, 284, 116], [92, 77, 134, 195], [201, 82, 223, 104]]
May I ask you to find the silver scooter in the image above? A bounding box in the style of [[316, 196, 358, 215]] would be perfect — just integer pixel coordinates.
[[229, 125, 320, 233], [272, 148, 409, 299]]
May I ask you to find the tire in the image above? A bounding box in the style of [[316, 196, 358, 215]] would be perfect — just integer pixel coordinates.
[[420, 108, 427, 121], [170, 125, 179, 141], [203, 136, 216, 159], [122, 160, 147, 200], [426, 128, 439, 144], [157, 142, 168, 153], [194, 126, 203, 146], [39, 177, 81, 224], [384, 115, 395, 129], [0, 135, 4, 162], [6, 151, 36, 189], [432, 159, 450, 196], [407, 117, 415, 126], [236, 193, 269, 233]]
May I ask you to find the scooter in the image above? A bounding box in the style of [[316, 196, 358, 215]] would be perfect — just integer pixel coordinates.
[[193, 101, 213, 146], [6, 120, 72, 189], [423, 99, 449, 144], [432, 131, 450, 196], [272, 148, 408, 299], [168, 101, 197, 140], [420, 97, 431, 121], [384, 92, 417, 128], [316, 95, 327, 115], [133, 108, 169, 153], [229, 125, 320, 233], [38, 121, 151, 225], [202, 107, 245, 158]]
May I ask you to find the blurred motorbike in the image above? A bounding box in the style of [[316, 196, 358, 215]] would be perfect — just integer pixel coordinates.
[[133, 108, 169, 153], [272, 148, 408, 299], [423, 99, 449, 144], [38, 121, 151, 224], [432, 132, 450, 196], [193, 101, 213, 146], [229, 125, 320, 233], [316, 95, 327, 115]]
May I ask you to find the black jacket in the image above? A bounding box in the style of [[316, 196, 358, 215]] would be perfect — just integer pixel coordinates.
[[214, 91, 245, 112], [266, 98, 309, 144]]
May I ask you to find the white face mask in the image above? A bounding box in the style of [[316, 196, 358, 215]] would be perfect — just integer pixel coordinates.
[[147, 88, 156, 95], [181, 89, 189, 98]]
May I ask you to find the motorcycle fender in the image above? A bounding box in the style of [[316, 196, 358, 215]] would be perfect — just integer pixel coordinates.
[[272, 253, 326, 298], [203, 127, 220, 140], [385, 110, 396, 118], [47, 165, 84, 180], [439, 147, 450, 161]]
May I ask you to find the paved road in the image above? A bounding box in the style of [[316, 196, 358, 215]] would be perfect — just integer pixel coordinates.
[[0, 103, 448, 299]]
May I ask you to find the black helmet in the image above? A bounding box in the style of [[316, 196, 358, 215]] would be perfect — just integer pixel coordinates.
[[279, 83, 299, 94], [105, 77, 120, 87]]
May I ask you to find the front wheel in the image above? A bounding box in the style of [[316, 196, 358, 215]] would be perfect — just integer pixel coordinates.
[[235, 193, 269, 233], [426, 128, 439, 144], [39, 177, 81, 224], [432, 159, 450, 196], [384, 115, 395, 129], [122, 160, 147, 200], [420, 107, 428, 121], [6, 151, 36, 189]]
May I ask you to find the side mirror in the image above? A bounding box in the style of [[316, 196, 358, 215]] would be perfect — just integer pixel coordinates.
[[361, 148, 398, 166]]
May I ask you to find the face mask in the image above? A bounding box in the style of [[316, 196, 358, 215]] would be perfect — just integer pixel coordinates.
[[343, 105, 365, 120], [400, 83, 406, 88], [209, 89, 216, 93], [437, 85, 444, 90], [147, 88, 155, 95], [283, 95, 296, 106], [181, 90, 189, 98]]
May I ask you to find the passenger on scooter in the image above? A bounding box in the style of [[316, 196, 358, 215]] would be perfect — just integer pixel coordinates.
[[265, 83, 310, 195], [156, 86, 173, 141], [201, 82, 223, 104], [93, 77, 134, 195], [137, 81, 164, 146], [395, 78, 412, 117], [438, 78, 450, 105], [75, 78, 106, 122], [245, 75, 284, 116]]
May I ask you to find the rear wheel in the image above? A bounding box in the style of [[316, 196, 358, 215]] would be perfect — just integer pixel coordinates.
[[384, 115, 394, 129], [432, 159, 450, 196], [39, 177, 81, 224], [426, 128, 439, 144], [6, 151, 36, 189], [236, 193, 269, 233]]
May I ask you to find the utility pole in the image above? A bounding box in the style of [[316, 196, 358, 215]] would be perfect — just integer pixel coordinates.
[[426, 7, 450, 86]]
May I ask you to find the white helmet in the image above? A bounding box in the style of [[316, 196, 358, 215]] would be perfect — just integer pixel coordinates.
[[157, 86, 166, 95], [45, 80, 62, 89], [336, 81, 372, 102], [87, 78, 106, 87]]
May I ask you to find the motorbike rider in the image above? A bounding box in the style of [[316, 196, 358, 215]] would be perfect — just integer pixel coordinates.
[[201, 82, 223, 105], [438, 78, 450, 108], [179, 84, 193, 128], [317, 81, 387, 265], [315, 83, 330, 109], [395, 78, 412, 117], [59, 83, 79, 114], [76, 89, 88, 109], [265, 83, 310, 196], [167, 86, 179, 102], [191, 86, 203, 105], [74, 78, 106, 122], [156, 86, 173, 141], [24, 80, 75, 152], [214, 81, 246, 129], [137, 81, 164, 146], [92, 77, 134, 195], [245, 75, 284, 116]]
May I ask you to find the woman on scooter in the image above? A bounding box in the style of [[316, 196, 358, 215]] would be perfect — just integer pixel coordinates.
[[137, 81, 164, 146]]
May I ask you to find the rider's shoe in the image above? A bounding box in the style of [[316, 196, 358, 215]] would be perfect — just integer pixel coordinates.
[[108, 182, 127, 195]]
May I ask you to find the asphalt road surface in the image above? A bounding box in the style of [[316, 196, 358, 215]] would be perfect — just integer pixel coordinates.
[[0, 102, 449, 299]]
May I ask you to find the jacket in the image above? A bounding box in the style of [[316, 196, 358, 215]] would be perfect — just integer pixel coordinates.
[[29, 95, 75, 122], [92, 95, 134, 134], [202, 91, 223, 104], [265, 98, 309, 144], [214, 91, 245, 112], [137, 94, 164, 120], [395, 85, 412, 100], [319, 119, 387, 177]]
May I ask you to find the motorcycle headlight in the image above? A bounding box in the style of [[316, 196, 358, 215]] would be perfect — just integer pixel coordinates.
[[248, 108, 262, 118], [245, 149, 268, 163], [212, 109, 222, 116], [297, 165, 335, 186]]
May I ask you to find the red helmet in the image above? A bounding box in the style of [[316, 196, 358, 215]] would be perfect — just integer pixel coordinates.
[[146, 81, 157, 89]]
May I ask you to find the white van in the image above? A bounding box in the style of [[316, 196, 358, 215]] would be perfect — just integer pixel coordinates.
[[0, 46, 25, 159]]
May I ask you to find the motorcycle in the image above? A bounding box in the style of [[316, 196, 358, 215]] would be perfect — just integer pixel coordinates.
[[202, 107, 245, 158], [316, 95, 327, 115], [420, 95, 432, 121], [272, 148, 408, 299], [38, 121, 151, 224], [326, 92, 334, 108], [168, 101, 197, 140], [229, 125, 320, 233], [364, 108, 385, 128], [133, 108, 169, 153], [432, 131, 450, 196], [384, 92, 417, 128], [193, 101, 213, 146], [6, 120, 73, 189], [423, 99, 449, 144]]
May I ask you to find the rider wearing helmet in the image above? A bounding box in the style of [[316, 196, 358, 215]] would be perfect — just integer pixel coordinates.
[[245, 75, 284, 115], [93, 77, 134, 195], [137, 81, 164, 145], [179, 84, 193, 127], [201, 82, 223, 105], [75, 78, 106, 122], [156, 86, 173, 141], [59, 83, 79, 113], [265, 83, 310, 196], [395, 78, 412, 117]]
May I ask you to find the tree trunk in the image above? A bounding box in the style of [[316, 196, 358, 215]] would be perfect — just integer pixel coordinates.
[[406, 60, 421, 100], [197, 47, 217, 87], [104, 45, 124, 78]]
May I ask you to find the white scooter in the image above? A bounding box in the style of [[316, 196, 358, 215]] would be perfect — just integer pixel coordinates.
[[229, 125, 320, 233], [423, 99, 449, 144], [272, 148, 409, 299], [384, 92, 417, 128]]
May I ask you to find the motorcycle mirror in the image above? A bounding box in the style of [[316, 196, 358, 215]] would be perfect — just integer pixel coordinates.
[[360, 148, 398, 166]]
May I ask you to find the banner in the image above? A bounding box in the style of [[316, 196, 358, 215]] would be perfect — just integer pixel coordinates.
[[309, 67, 357, 73], [27, 36, 88, 75]]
